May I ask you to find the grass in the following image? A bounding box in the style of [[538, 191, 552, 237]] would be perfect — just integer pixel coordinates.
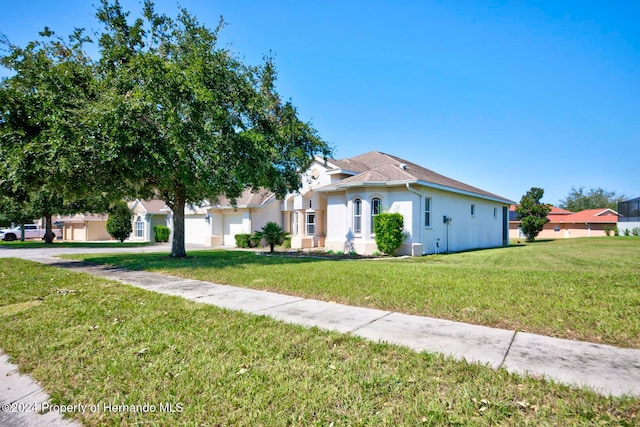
[[1, 258, 638, 426], [67, 237, 640, 349]]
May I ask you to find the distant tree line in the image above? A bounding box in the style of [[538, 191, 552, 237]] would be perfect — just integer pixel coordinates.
[[558, 186, 625, 212]]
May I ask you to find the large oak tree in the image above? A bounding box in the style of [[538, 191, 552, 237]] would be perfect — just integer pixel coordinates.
[[91, 0, 331, 257]]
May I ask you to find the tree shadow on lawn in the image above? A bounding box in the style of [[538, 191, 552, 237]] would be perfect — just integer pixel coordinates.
[[61, 249, 329, 272]]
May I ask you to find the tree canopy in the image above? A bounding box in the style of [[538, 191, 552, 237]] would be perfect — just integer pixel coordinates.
[[1, 0, 332, 254], [516, 187, 551, 242], [0, 27, 104, 242], [558, 186, 625, 212], [90, 0, 331, 257]]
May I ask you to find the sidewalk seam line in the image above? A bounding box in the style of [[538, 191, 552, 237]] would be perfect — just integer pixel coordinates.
[[254, 298, 307, 313], [499, 330, 518, 369], [349, 311, 393, 333]]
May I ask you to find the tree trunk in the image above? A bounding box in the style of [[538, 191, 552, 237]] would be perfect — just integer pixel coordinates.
[[170, 185, 187, 258], [43, 215, 55, 244]]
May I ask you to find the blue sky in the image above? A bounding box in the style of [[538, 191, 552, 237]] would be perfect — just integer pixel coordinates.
[[1, 0, 638, 205]]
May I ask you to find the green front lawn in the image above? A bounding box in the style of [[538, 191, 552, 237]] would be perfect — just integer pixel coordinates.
[[68, 237, 640, 348], [1, 259, 638, 426]]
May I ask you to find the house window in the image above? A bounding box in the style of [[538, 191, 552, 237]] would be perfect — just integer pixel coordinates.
[[493, 207, 498, 219], [291, 212, 298, 235], [135, 216, 144, 238], [554, 225, 560, 232], [471, 204, 476, 217], [371, 198, 381, 233], [425, 198, 431, 227], [306, 212, 315, 236], [353, 199, 362, 234]]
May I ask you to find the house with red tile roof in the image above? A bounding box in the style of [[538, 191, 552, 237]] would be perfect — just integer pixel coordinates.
[[509, 205, 618, 239]]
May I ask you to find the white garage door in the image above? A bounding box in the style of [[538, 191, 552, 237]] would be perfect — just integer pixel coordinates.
[[185, 217, 210, 245], [223, 213, 245, 246]]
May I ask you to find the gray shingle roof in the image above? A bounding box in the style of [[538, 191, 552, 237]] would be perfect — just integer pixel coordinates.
[[320, 151, 512, 203], [212, 188, 276, 207]]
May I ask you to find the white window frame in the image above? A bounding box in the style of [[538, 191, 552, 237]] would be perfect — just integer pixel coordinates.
[[353, 199, 362, 234], [306, 212, 315, 236], [135, 216, 145, 238], [424, 197, 432, 227], [371, 198, 381, 233], [291, 212, 299, 236]]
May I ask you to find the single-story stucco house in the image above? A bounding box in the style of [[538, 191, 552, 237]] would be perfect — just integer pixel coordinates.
[[184, 150, 514, 255], [55, 214, 111, 241], [183, 189, 280, 246], [128, 199, 172, 242]]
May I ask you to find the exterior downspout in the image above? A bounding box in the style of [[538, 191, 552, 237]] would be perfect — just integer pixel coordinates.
[[405, 183, 422, 251]]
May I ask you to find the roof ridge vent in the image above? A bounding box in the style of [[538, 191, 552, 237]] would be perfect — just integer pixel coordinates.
[[399, 163, 408, 170]]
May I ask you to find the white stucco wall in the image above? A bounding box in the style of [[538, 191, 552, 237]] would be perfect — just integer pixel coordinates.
[[324, 185, 508, 255], [250, 200, 282, 233], [418, 188, 506, 253], [618, 221, 640, 235]]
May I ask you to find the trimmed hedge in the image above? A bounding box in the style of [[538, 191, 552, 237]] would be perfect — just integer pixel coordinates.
[[373, 212, 406, 255], [153, 225, 170, 242], [235, 234, 252, 248]]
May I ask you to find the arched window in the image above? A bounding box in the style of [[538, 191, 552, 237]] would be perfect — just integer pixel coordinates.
[[135, 215, 144, 238], [353, 199, 362, 234], [371, 198, 381, 233]]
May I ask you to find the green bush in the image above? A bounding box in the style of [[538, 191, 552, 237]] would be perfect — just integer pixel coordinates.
[[283, 235, 291, 249], [624, 228, 631, 236], [373, 212, 406, 255], [153, 225, 170, 242], [235, 234, 252, 248], [614, 227, 620, 236], [106, 201, 133, 243], [604, 226, 611, 237], [633, 228, 640, 237], [250, 233, 263, 248]]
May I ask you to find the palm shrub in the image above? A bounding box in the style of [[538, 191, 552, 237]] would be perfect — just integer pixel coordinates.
[[254, 222, 288, 253], [106, 201, 133, 242], [373, 212, 406, 255]]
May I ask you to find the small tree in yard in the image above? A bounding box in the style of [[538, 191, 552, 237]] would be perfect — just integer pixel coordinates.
[[373, 213, 406, 255], [106, 201, 133, 242], [254, 222, 287, 253], [516, 187, 552, 242]]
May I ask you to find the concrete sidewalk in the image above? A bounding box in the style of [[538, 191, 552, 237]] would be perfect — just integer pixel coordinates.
[[2, 251, 640, 425]]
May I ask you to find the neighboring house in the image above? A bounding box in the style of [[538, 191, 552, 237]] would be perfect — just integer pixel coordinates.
[[55, 214, 111, 241], [509, 206, 618, 239], [618, 197, 640, 234], [183, 150, 513, 255], [183, 189, 280, 246], [129, 199, 172, 242]]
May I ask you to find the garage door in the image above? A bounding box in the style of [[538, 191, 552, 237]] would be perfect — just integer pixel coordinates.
[[185, 217, 210, 245], [223, 213, 245, 246]]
